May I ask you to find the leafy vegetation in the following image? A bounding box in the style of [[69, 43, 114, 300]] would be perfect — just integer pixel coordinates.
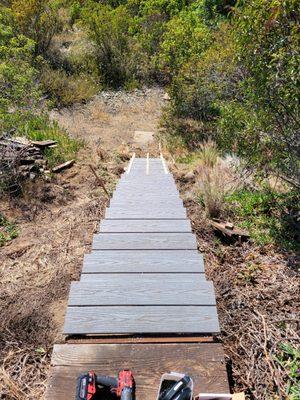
[[0, 4, 82, 171], [0, 213, 18, 246], [274, 343, 300, 399], [226, 188, 300, 251]]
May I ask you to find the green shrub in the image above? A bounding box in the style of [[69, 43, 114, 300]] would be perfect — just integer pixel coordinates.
[[81, 3, 135, 87], [40, 64, 98, 107], [226, 187, 300, 250], [0, 214, 18, 247], [11, 0, 62, 55], [224, 0, 300, 185], [23, 114, 83, 167], [157, 8, 210, 77]]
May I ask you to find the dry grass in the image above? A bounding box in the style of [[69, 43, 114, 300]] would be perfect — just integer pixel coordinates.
[[195, 141, 240, 218]]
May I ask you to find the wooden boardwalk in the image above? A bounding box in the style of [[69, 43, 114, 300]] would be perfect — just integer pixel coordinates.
[[45, 155, 229, 399], [63, 156, 219, 336]]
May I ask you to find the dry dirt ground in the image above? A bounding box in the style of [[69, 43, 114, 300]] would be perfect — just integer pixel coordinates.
[[50, 88, 164, 150], [0, 89, 164, 399]]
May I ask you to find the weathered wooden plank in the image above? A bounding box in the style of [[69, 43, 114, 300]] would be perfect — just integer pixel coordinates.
[[63, 305, 220, 334], [82, 250, 205, 273], [92, 233, 197, 250], [68, 276, 215, 305], [45, 343, 229, 400], [105, 208, 187, 219], [99, 219, 191, 232]]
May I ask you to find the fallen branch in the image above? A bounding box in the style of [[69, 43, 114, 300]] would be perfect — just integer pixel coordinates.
[[88, 164, 109, 197], [52, 160, 75, 173]]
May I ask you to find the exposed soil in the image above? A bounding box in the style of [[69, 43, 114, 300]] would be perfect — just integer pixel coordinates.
[[50, 88, 164, 150]]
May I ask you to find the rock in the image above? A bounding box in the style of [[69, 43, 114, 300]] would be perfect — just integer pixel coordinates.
[[163, 93, 171, 101], [184, 171, 195, 181]]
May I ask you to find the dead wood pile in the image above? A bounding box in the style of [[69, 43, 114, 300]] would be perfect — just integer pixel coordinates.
[[0, 137, 47, 193]]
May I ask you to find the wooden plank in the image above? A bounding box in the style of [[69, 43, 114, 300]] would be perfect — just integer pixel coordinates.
[[92, 233, 197, 250], [99, 219, 191, 232], [82, 250, 205, 273], [63, 305, 220, 335], [45, 343, 229, 400], [105, 208, 187, 219], [68, 276, 216, 305], [66, 336, 214, 344]]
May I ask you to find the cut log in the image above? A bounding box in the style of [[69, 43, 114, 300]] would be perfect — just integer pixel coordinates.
[[210, 220, 249, 239], [52, 160, 75, 173], [31, 139, 57, 148]]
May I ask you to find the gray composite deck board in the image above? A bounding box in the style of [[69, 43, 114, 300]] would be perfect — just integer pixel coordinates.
[[82, 250, 205, 273], [92, 233, 197, 250], [112, 193, 181, 200], [105, 209, 187, 219], [63, 157, 220, 337], [109, 201, 183, 209], [109, 200, 183, 209], [68, 276, 215, 306], [63, 305, 220, 335], [99, 219, 191, 232], [115, 187, 178, 194]]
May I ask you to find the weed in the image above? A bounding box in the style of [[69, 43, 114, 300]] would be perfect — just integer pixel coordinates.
[[237, 262, 261, 284], [273, 343, 300, 399], [0, 214, 18, 246], [23, 115, 83, 168], [196, 148, 239, 218], [197, 139, 219, 168], [40, 65, 98, 107], [226, 188, 300, 250]]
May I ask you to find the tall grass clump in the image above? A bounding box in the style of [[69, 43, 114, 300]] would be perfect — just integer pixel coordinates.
[[196, 141, 239, 218]]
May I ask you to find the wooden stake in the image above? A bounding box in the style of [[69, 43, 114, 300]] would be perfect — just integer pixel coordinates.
[[88, 164, 109, 197]]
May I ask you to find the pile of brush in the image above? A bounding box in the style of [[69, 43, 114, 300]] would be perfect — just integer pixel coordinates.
[[0, 136, 56, 194]]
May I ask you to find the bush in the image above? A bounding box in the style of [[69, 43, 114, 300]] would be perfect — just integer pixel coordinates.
[[11, 0, 62, 55], [195, 142, 239, 217], [220, 0, 300, 185], [226, 187, 300, 250], [40, 64, 98, 107], [81, 3, 135, 87], [0, 214, 18, 247], [158, 8, 210, 77], [23, 114, 83, 167]]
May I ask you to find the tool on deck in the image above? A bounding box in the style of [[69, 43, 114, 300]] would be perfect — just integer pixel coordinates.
[[76, 369, 134, 400], [158, 375, 192, 400]]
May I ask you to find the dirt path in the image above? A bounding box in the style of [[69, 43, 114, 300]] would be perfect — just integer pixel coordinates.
[[0, 89, 164, 399], [50, 88, 164, 152]]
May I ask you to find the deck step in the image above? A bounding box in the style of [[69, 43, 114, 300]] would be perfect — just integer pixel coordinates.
[[98, 219, 191, 232], [67, 275, 215, 305], [82, 250, 205, 273], [92, 233, 197, 250], [63, 305, 220, 335]]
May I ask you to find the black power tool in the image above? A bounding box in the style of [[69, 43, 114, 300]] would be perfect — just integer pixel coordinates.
[[159, 375, 192, 400], [76, 370, 134, 400]]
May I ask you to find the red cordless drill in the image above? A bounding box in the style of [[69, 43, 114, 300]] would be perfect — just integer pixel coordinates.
[[76, 369, 134, 400]]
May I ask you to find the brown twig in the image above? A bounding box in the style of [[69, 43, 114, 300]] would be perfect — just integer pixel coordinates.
[[88, 164, 110, 197]]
